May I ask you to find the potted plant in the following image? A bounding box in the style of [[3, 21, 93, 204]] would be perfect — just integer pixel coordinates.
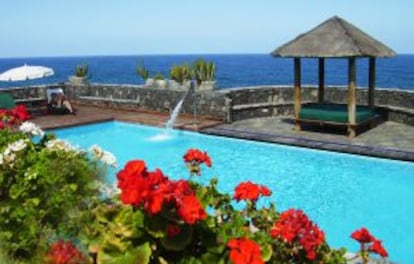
[[153, 73, 167, 89], [169, 64, 192, 89], [69, 64, 89, 85], [192, 58, 216, 91], [137, 63, 153, 86]]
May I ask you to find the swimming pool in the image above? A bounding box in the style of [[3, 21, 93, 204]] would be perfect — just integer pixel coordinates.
[[54, 121, 414, 263]]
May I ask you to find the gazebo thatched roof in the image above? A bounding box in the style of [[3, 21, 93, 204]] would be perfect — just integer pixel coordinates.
[[271, 16, 396, 58]]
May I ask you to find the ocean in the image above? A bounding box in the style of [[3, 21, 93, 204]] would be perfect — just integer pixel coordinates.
[[1, 54, 414, 90]]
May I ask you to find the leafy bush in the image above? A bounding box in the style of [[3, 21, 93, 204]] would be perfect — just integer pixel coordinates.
[[75, 64, 89, 78], [170, 64, 192, 85], [0, 124, 101, 261], [78, 149, 350, 264], [192, 58, 216, 85], [136, 63, 150, 80], [153, 73, 165, 80]]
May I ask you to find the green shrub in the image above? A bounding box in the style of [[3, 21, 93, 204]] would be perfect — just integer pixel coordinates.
[[192, 58, 216, 85], [153, 73, 165, 80], [75, 64, 89, 78], [0, 127, 100, 261], [136, 63, 149, 80], [170, 64, 192, 85]]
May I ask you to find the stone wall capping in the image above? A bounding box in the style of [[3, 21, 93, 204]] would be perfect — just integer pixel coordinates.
[[78, 96, 139, 104]]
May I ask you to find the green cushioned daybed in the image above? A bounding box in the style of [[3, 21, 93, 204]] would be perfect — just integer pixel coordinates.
[[299, 103, 376, 125]]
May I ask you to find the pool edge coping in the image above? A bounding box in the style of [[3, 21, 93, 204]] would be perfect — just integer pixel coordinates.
[[200, 126, 414, 162]]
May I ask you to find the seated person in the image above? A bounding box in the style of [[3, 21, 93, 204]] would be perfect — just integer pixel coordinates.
[[47, 88, 75, 115]]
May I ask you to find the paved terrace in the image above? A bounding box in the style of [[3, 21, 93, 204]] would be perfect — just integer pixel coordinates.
[[203, 117, 414, 162], [32, 104, 414, 162]]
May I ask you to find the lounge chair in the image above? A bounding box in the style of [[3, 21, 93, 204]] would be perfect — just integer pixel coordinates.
[[0, 93, 16, 109]]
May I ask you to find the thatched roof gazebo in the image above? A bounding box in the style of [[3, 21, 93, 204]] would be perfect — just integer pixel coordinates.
[[271, 16, 396, 137]]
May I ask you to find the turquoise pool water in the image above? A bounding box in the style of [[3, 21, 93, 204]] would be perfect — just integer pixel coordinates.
[[54, 121, 414, 263]]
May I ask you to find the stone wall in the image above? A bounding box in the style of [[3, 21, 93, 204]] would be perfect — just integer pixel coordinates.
[[0, 84, 62, 100], [1, 83, 413, 125], [225, 85, 414, 107], [224, 85, 414, 124], [68, 83, 229, 120]]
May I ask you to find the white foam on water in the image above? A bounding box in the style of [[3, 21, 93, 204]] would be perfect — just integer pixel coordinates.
[[147, 133, 172, 142]]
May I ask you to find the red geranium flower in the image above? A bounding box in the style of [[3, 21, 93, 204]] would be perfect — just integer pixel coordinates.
[[233, 181, 272, 202], [227, 237, 264, 264], [183, 148, 212, 175], [0, 106, 31, 129], [117, 159, 207, 224], [45, 240, 85, 264], [270, 209, 325, 261], [351, 227, 375, 244], [117, 160, 169, 208], [116, 160, 148, 206], [10, 105, 30, 121], [142, 181, 170, 214], [176, 195, 207, 224], [369, 239, 388, 258], [351, 227, 388, 259], [183, 148, 211, 166]]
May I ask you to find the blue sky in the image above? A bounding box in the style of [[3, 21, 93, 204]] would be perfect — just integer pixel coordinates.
[[1, 0, 412, 58]]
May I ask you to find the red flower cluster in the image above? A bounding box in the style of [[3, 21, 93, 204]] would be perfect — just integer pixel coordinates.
[[270, 209, 325, 260], [369, 239, 388, 258], [351, 227, 375, 244], [117, 160, 206, 224], [183, 148, 212, 167], [0, 105, 30, 129], [45, 240, 85, 264], [351, 227, 388, 258], [233, 181, 272, 202], [183, 148, 212, 175], [227, 237, 264, 264]]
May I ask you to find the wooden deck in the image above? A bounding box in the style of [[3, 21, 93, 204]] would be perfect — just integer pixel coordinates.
[[32, 104, 224, 131]]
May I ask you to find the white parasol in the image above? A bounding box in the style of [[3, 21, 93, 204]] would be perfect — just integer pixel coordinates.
[[0, 64, 54, 82]]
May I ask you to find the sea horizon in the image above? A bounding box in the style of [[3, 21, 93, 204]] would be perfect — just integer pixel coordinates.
[[1, 54, 414, 90], [1, 52, 414, 60]]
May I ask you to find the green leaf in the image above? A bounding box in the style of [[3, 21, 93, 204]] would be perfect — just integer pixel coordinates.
[[205, 216, 216, 228], [69, 184, 78, 191], [200, 252, 226, 264], [132, 209, 145, 227], [144, 215, 168, 238], [29, 198, 40, 207], [160, 225, 193, 251], [102, 235, 128, 253], [261, 243, 273, 262], [98, 242, 151, 264], [176, 256, 203, 264], [9, 185, 23, 200]]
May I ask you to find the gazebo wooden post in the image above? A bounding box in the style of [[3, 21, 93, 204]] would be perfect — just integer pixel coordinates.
[[368, 57, 376, 107], [348, 57, 356, 138], [318, 58, 325, 103], [294, 57, 302, 131]]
